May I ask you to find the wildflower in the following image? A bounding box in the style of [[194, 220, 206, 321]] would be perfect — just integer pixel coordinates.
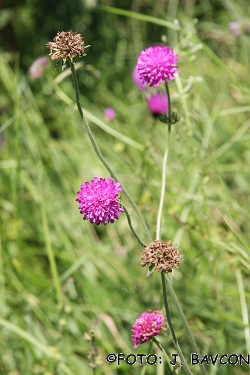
[[29, 56, 47, 79], [136, 45, 178, 87], [229, 19, 250, 37], [131, 311, 166, 348], [141, 239, 182, 273], [132, 66, 147, 91], [229, 22, 241, 37], [147, 93, 168, 116], [104, 108, 116, 121], [46, 31, 85, 62], [76, 177, 124, 225]]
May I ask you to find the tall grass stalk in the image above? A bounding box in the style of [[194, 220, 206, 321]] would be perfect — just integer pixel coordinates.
[[41, 201, 62, 310], [235, 269, 250, 353]]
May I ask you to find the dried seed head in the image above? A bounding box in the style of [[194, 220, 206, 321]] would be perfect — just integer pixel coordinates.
[[141, 239, 183, 273], [46, 31, 85, 62]]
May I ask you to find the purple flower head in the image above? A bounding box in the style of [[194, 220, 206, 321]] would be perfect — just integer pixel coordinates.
[[76, 177, 124, 225], [131, 311, 166, 348], [132, 66, 147, 91], [29, 56, 47, 80], [136, 45, 179, 87], [229, 22, 241, 37], [147, 93, 168, 116], [229, 19, 250, 37], [104, 107, 116, 121]]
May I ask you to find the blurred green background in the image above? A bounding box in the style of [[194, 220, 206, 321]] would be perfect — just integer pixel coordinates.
[[1, 0, 250, 374]]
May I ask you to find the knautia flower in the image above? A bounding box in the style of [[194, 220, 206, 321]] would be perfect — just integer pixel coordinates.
[[229, 22, 241, 37], [131, 311, 166, 348], [132, 66, 147, 91], [29, 56, 47, 79], [76, 177, 124, 225], [147, 93, 168, 116], [104, 107, 116, 121], [229, 19, 250, 37], [46, 31, 85, 62], [136, 45, 179, 87], [141, 239, 182, 273]]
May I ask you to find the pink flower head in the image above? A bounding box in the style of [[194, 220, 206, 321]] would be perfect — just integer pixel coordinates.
[[229, 22, 241, 37], [76, 177, 124, 225], [131, 311, 166, 348], [132, 66, 147, 91], [104, 108, 116, 121], [229, 19, 250, 37], [147, 93, 168, 116], [29, 56, 47, 79], [136, 46, 178, 87]]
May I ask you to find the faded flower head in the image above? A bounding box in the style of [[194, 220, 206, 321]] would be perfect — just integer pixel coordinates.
[[141, 239, 182, 273], [147, 93, 168, 116], [132, 66, 147, 91], [29, 56, 47, 79], [46, 31, 85, 62], [136, 45, 178, 87], [104, 107, 116, 121], [76, 177, 124, 225], [229, 22, 241, 37], [229, 19, 250, 37], [131, 311, 166, 348]]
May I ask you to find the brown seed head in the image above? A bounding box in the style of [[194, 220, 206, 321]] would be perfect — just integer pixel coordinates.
[[46, 31, 85, 61], [141, 239, 182, 273]]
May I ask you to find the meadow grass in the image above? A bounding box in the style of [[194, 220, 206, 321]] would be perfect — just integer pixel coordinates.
[[1, 1, 250, 374]]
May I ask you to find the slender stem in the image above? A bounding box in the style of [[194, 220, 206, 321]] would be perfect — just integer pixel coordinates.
[[123, 204, 146, 247], [155, 114, 194, 375], [235, 269, 250, 353], [175, 74, 192, 136], [167, 281, 208, 375], [161, 274, 193, 375], [0, 235, 6, 315], [70, 61, 152, 243], [165, 84, 172, 132], [156, 130, 171, 240], [41, 202, 62, 310], [152, 336, 171, 363]]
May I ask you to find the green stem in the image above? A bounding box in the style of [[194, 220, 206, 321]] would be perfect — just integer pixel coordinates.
[[156, 121, 194, 375], [152, 336, 171, 363], [161, 274, 194, 375], [165, 84, 172, 132], [175, 74, 192, 136], [70, 61, 151, 243], [123, 204, 146, 247], [41, 202, 62, 310], [166, 281, 208, 375], [156, 130, 171, 240]]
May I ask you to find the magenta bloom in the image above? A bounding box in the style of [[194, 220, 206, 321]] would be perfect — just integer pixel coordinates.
[[136, 46, 178, 87], [29, 56, 47, 79], [132, 66, 147, 91], [104, 108, 116, 121], [147, 93, 168, 116], [76, 177, 124, 225], [131, 311, 166, 348]]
